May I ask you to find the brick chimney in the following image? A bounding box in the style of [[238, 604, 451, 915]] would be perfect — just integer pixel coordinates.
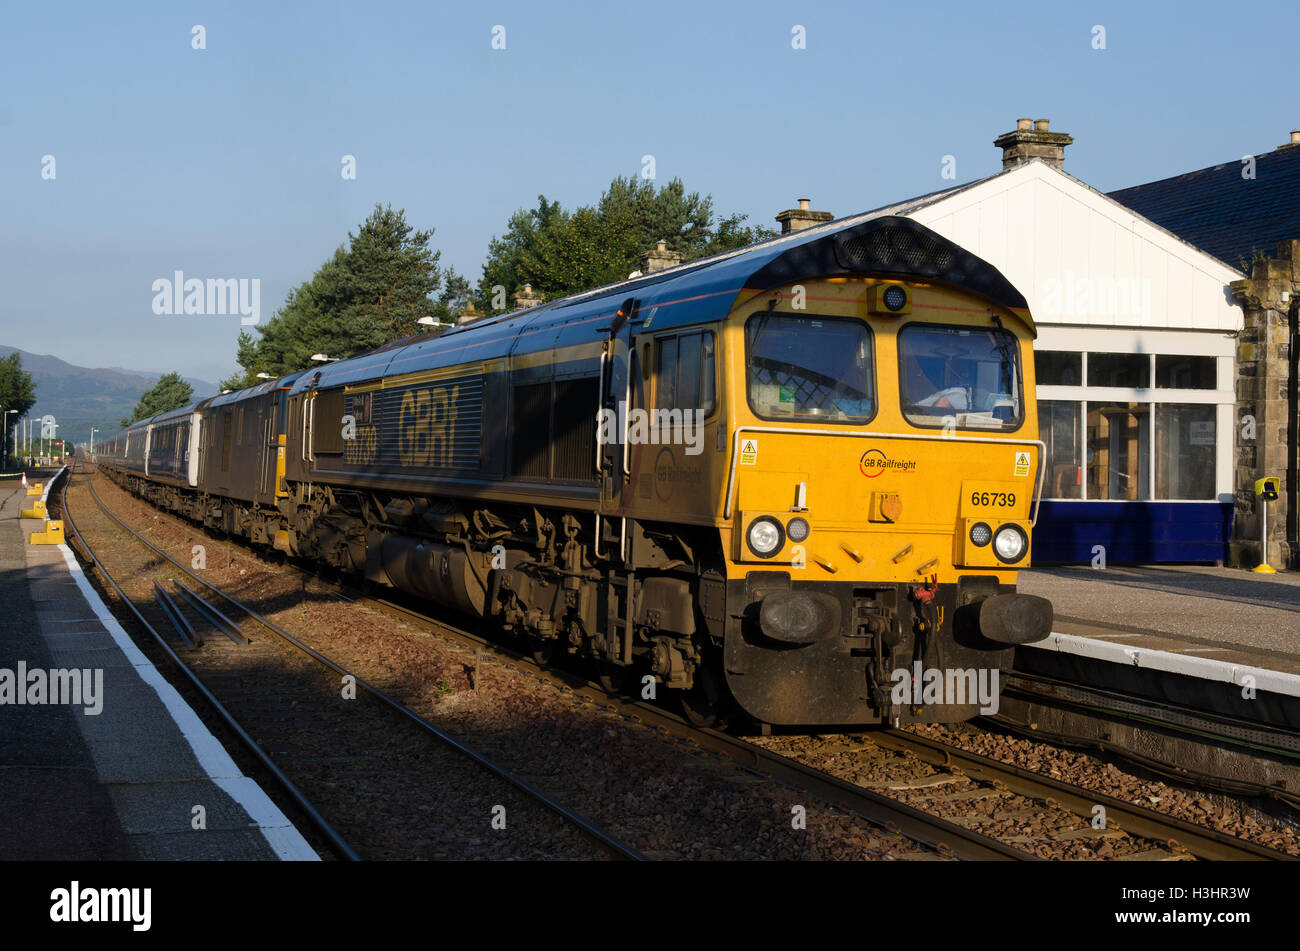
[[775, 197, 833, 235], [512, 283, 545, 310], [1278, 130, 1300, 149], [641, 239, 682, 273], [994, 118, 1073, 170]]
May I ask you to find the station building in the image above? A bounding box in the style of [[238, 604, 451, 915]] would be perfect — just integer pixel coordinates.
[[1109, 140, 1300, 571], [781, 120, 1300, 566]]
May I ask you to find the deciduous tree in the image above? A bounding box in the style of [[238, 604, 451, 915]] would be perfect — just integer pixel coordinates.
[[0, 352, 37, 418], [478, 176, 774, 309]]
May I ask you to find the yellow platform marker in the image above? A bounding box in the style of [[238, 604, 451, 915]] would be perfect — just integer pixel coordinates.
[[26, 483, 43, 496], [29, 520, 65, 545], [20, 499, 47, 519]]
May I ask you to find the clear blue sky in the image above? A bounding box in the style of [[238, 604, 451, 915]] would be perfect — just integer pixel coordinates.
[[2, 0, 1296, 384]]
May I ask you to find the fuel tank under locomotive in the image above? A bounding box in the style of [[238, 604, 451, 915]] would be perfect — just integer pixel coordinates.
[[366, 533, 489, 617]]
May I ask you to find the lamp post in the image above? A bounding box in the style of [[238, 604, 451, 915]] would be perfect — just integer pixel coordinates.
[[90, 427, 98, 456]]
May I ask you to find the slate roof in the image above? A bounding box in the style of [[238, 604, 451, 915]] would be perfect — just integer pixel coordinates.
[[1108, 144, 1300, 270]]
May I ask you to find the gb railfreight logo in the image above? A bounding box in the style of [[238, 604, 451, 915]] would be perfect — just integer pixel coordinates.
[[859, 449, 917, 478]]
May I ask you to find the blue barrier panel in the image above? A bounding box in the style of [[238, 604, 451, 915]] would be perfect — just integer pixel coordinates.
[[1031, 501, 1233, 564]]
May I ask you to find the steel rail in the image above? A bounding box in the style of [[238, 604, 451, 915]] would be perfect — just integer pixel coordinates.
[[873, 728, 1296, 862], [84, 467, 1049, 859], [95, 462, 1288, 862], [359, 595, 1035, 860], [1000, 671, 1300, 765], [360, 594, 1300, 861], [78, 465, 643, 862], [56, 464, 360, 861]]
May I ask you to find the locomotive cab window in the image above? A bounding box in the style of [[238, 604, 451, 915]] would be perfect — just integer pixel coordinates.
[[744, 314, 875, 422], [655, 331, 716, 417], [898, 324, 1023, 431]]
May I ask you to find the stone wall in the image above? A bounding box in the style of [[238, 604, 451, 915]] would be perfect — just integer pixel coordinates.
[[1230, 239, 1299, 569]]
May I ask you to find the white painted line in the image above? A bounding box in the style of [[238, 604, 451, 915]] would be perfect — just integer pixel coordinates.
[[39, 466, 66, 506], [51, 491, 319, 861], [1028, 631, 1300, 700]]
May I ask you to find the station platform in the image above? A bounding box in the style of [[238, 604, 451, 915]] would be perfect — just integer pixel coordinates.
[[0, 472, 316, 860], [1016, 566, 1300, 711]]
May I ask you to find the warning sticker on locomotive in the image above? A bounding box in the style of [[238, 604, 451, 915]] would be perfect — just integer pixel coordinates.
[[740, 439, 758, 465], [1013, 451, 1031, 477]]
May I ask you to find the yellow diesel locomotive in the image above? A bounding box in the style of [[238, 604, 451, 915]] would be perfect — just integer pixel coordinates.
[[100, 214, 1051, 728]]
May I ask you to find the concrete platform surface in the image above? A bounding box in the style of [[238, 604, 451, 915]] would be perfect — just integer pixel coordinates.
[[0, 474, 318, 860], [1018, 565, 1300, 692]]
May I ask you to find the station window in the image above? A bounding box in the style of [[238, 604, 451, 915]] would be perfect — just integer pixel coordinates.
[[1037, 401, 1082, 499], [1155, 355, 1216, 390], [1087, 353, 1150, 388], [1155, 404, 1216, 499], [1086, 402, 1149, 500], [745, 314, 874, 422], [655, 331, 716, 417], [1035, 351, 1082, 386]]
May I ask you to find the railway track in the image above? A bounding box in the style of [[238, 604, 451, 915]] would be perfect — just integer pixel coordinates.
[[58, 463, 643, 861], [993, 671, 1300, 803], [75, 462, 1299, 861], [58, 467, 359, 861], [71, 463, 1021, 860], [310, 591, 1299, 861], [871, 728, 1294, 861]]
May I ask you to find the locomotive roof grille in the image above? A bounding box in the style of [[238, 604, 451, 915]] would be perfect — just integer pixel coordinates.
[[836, 227, 954, 274], [743, 218, 1028, 315]]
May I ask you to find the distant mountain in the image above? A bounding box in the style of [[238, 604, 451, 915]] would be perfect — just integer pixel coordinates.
[[0, 346, 217, 448]]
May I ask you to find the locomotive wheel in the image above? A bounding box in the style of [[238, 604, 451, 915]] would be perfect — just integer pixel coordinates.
[[596, 659, 628, 695], [680, 665, 732, 730], [530, 636, 556, 667]]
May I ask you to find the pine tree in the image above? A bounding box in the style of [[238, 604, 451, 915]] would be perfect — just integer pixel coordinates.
[[122, 372, 194, 428], [224, 204, 457, 388]]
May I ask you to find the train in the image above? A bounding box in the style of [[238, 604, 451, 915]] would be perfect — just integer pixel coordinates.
[[97, 213, 1052, 728]]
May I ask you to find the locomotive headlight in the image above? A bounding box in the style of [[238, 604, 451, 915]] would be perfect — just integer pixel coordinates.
[[786, 517, 810, 543], [746, 517, 785, 558], [992, 524, 1028, 563], [969, 522, 992, 547], [882, 285, 908, 312]]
